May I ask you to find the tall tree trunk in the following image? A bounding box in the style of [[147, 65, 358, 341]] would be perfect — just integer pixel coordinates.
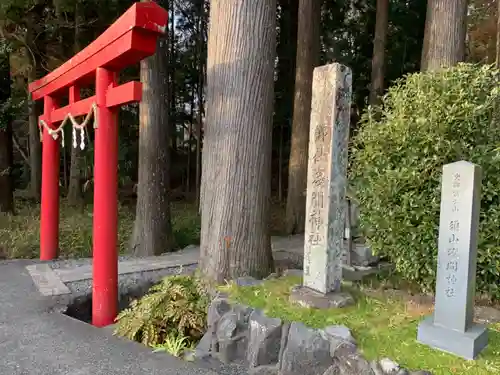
[[130, 1, 173, 256], [369, 0, 389, 105], [284, 0, 320, 235], [195, 0, 205, 208], [420, 0, 431, 70], [496, 0, 500, 68], [67, 1, 84, 205], [278, 121, 284, 202], [0, 49, 14, 213], [26, 23, 43, 200], [200, 0, 276, 282], [52, 0, 65, 65], [420, 0, 468, 71], [169, 0, 177, 157], [275, 0, 299, 201], [187, 84, 195, 194]]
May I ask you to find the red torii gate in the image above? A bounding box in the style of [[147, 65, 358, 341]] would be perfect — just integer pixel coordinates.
[[29, 2, 168, 327]]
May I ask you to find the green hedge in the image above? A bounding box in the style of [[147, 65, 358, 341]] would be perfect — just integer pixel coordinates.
[[350, 63, 500, 300]]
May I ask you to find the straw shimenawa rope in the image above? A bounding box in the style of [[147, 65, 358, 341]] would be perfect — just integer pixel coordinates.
[[38, 103, 98, 150]]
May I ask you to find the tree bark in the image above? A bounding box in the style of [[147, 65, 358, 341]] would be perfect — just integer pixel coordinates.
[[130, 2, 174, 256], [275, 0, 299, 201], [369, 0, 389, 105], [195, 0, 205, 209], [285, 0, 321, 235], [420, 0, 468, 71], [187, 84, 195, 194], [26, 22, 43, 200], [496, 0, 500, 68], [169, 0, 177, 157], [67, 0, 84, 205], [0, 49, 14, 213], [200, 0, 276, 282]]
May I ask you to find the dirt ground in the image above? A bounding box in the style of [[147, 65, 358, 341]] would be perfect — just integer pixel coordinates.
[[364, 288, 500, 324]]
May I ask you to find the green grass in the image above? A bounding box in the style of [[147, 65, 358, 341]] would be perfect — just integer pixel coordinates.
[[0, 200, 201, 258], [221, 276, 500, 375], [0, 197, 288, 259]]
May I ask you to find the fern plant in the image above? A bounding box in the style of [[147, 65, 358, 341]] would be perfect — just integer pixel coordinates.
[[114, 275, 209, 347], [151, 332, 190, 357]]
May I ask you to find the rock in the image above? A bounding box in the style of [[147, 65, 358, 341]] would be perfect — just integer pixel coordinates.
[[216, 312, 246, 363], [329, 340, 357, 359], [215, 305, 253, 364], [277, 322, 291, 365], [207, 297, 232, 327], [232, 303, 254, 322], [323, 325, 356, 344], [202, 299, 433, 375], [195, 330, 214, 356], [371, 359, 408, 375], [323, 352, 375, 375], [350, 245, 379, 267], [370, 361, 384, 375], [249, 364, 279, 375], [279, 322, 333, 375], [332, 352, 374, 375], [322, 364, 341, 375], [247, 310, 283, 367], [234, 276, 263, 287], [379, 358, 400, 374], [217, 312, 238, 339], [321, 325, 357, 359]]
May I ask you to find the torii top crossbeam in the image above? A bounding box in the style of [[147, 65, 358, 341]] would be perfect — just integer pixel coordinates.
[[28, 2, 168, 328], [30, 2, 168, 121]]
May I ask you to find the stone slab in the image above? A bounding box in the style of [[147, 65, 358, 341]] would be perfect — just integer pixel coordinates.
[[271, 235, 304, 253], [273, 234, 377, 263], [26, 263, 71, 296], [417, 316, 488, 360], [289, 285, 354, 309], [26, 236, 381, 300], [54, 250, 199, 283]]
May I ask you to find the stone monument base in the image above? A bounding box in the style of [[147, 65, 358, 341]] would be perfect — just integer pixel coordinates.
[[289, 285, 354, 309], [417, 316, 488, 360]]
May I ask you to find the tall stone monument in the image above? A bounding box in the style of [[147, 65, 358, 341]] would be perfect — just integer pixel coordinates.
[[417, 161, 488, 360], [290, 63, 354, 309]]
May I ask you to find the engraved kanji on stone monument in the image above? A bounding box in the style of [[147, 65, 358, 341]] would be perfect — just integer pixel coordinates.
[[417, 161, 488, 360], [302, 63, 352, 296]]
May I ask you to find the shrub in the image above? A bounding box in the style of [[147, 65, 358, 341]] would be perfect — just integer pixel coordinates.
[[350, 63, 500, 300], [114, 274, 209, 348]]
